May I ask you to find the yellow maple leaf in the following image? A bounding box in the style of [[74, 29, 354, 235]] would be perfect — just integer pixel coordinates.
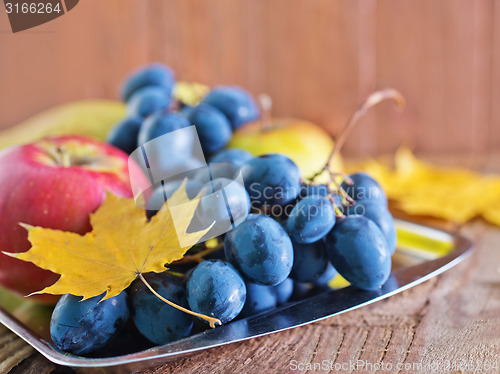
[[4, 182, 209, 301]]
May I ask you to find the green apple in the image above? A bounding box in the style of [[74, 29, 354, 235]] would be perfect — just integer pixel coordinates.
[[228, 118, 343, 179]]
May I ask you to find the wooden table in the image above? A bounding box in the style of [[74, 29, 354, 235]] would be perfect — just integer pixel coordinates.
[[1, 160, 499, 374]]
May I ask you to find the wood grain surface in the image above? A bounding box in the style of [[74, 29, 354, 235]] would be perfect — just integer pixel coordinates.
[[0, 0, 499, 156], [1, 153, 499, 374]]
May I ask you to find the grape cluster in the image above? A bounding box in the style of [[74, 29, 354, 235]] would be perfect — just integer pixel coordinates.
[[50, 63, 397, 356]]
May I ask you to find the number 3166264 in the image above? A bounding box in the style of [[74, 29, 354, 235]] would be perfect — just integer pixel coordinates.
[[5, 2, 62, 14]]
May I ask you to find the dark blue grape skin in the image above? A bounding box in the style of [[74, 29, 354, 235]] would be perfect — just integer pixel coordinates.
[[209, 148, 253, 168], [127, 86, 170, 118], [341, 172, 388, 207], [50, 293, 129, 355], [186, 260, 246, 325], [121, 63, 175, 102], [274, 278, 294, 305], [240, 282, 277, 317], [346, 201, 397, 255], [224, 214, 294, 286], [137, 111, 191, 145], [187, 103, 233, 155], [325, 215, 391, 290], [314, 262, 338, 286], [202, 86, 260, 130], [107, 117, 143, 154], [289, 238, 329, 283], [241, 154, 301, 208], [129, 273, 193, 345], [287, 196, 336, 244]]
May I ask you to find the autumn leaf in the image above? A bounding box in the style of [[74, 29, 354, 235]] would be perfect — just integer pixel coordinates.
[[3, 181, 210, 301], [349, 147, 500, 226]]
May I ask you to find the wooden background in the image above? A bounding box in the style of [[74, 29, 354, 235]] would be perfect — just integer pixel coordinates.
[[0, 0, 499, 156]]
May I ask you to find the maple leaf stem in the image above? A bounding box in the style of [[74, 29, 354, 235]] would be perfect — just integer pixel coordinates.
[[138, 273, 221, 328]]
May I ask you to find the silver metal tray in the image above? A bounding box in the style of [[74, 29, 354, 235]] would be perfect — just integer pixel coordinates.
[[0, 220, 473, 373]]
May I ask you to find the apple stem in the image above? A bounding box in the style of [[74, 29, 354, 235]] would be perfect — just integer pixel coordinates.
[[139, 273, 221, 328], [258, 93, 273, 132], [308, 88, 405, 183]]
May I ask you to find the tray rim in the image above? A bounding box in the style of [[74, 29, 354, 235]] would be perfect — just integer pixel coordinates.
[[0, 219, 474, 370]]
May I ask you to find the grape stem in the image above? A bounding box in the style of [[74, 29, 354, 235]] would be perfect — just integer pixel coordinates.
[[138, 273, 221, 328], [308, 88, 405, 182]]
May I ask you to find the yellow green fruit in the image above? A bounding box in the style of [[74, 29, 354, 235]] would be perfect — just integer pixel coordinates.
[[228, 118, 344, 179], [0, 100, 126, 150]]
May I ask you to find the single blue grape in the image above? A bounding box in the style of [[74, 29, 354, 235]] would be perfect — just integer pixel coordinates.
[[341, 172, 387, 206], [242, 154, 301, 208], [107, 117, 142, 154], [121, 63, 175, 101], [202, 86, 260, 129], [127, 86, 170, 118], [289, 238, 329, 282], [325, 215, 391, 290], [224, 214, 294, 286], [209, 148, 253, 168], [187, 103, 233, 155], [186, 260, 246, 324], [50, 293, 129, 355], [198, 177, 251, 232], [273, 278, 294, 305], [129, 273, 193, 345], [287, 196, 336, 244], [137, 111, 191, 145], [240, 282, 277, 317], [346, 200, 397, 254]]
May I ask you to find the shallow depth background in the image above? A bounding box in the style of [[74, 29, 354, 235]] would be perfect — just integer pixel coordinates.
[[0, 0, 498, 157]]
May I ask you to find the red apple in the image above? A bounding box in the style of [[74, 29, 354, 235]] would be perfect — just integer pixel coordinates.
[[0, 136, 147, 303]]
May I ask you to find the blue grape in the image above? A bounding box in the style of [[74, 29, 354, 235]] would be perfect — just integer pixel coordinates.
[[273, 278, 294, 305], [50, 293, 129, 355], [287, 196, 336, 244], [240, 282, 277, 317], [209, 148, 253, 168], [341, 172, 387, 206], [202, 86, 260, 129], [137, 111, 191, 145], [186, 260, 246, 324], [187, 103, 233, 155], [224, 214, 293, 286], [346, 200, 397, 254], [314, 262, 338, 286], [129, 273, 193, 345], [107, 117, 142, 154], [325, 215, 391, 290], [289, 238, 329, 282], [127, 86, 170, 118], [198, 178, 250, 231], [242, 154, 301, 208], [138, 112, 202, 178], [121, 63, 175, 101]]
